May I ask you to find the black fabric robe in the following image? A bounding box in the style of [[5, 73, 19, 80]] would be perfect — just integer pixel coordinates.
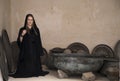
[[13, 27, 44, 77]]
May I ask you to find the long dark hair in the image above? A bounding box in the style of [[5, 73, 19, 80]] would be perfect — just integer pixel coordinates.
[[24, 14, 38, 35]]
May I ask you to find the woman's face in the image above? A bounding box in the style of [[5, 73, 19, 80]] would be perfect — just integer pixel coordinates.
[[27, 16, 33, 27]]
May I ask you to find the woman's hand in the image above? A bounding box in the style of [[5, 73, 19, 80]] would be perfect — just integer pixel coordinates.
[[20, 30, 27, 42], [21, 30, 27, 36]]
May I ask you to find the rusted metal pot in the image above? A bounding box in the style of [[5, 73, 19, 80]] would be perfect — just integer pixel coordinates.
[[52, 53, 104, 75]]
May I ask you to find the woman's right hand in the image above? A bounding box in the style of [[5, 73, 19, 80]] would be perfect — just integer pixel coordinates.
[[21, 30, 27, 36], [20, 30, 27, 42]]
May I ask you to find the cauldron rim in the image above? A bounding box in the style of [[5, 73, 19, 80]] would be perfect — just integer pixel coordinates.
[[51, 53, 118, 61]]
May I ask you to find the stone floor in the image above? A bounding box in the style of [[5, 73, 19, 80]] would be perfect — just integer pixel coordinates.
[[8, 65, 110, 81]]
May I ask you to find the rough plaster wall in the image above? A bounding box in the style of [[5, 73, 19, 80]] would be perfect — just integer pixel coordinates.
[[0, 0, 11, 36], [0, 0, 5, 35], [11, 0, 120, 52]]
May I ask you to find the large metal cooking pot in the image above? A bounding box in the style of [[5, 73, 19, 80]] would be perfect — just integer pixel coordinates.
[[92, 44, 119, 81], [100, 60, 119, 81], [52, 53, 104, 75]]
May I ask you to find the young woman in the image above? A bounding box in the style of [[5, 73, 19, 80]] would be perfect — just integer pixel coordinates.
[[11, 14, 49, 78]]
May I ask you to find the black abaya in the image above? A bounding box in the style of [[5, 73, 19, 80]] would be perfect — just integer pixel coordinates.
[[11, 27, 48, 78]]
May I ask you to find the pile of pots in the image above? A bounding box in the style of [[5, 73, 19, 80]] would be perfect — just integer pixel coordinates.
[[45, 42, 119, 81]]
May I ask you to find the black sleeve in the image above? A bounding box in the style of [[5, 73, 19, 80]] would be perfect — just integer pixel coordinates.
[[37, 28, 44, 56], [17, 28, 23, 48]]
